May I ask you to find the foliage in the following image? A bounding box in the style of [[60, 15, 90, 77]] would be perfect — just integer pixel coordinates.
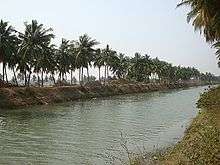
[[178, 0, 220, 66], [0, 19, 218, 87]]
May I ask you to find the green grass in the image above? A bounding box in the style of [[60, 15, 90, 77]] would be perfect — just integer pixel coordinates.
[[156, 86, 220, 165]]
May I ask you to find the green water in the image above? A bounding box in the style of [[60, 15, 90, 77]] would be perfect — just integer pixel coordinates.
[[0, 86, 207, 164]]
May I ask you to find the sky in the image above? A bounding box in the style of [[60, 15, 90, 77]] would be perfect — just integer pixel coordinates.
[[0, 0, 219, 77]]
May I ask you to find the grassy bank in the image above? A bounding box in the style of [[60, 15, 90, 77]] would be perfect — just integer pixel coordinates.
[[0, 81, 204, 109], [154, 86, 220, 165]]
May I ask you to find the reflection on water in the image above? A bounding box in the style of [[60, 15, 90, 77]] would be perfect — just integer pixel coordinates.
[[0, 86, 207, 164]]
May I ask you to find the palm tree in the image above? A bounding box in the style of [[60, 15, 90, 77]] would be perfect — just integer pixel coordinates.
[[128, 53, 150, 82], [177, 0, 220, 42], [178, 0, 220, 67], [35, 44, 56, 86], [111, 53, 129, 79], [18, 20, 54, 86], [8, 51, 19, 86], [56, 39, 71, 83], [0, 20, 19, 83], [94, 48, 104, 81], [69, 42, 76, 85], [213, 41, 220, 65], [101, 45, 117, 83], [46, 47, 57, 85], [74, 34, 99, 84]]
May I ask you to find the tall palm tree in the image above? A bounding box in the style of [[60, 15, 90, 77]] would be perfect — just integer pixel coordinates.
[[8, 51, 19, 86], [94, 48, 104, 81], [74, 34, 99, 84], [34, 44, 56, 86], [69, 42, 76, 85], [18, 20, 54, 86], [56, 39, 71, 82], [0, 20, 19, 83], [101, 45, 117, 83]]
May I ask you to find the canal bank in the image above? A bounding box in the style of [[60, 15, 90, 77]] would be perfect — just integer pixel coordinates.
[[149, 86, 220, 165], [0, 81, 206, 109]]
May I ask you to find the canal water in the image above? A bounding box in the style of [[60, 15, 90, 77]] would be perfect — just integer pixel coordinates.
[[0, 86, 207, 164]]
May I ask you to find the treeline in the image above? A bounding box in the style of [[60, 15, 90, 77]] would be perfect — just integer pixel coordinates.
[[0, 20, 218, 87]]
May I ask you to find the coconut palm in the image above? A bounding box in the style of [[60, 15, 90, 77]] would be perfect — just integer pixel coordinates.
[[34, 44, 56, 86], [8, 51, 19, 86], [56, 39, 71, 82], [213, 41, 220, 65], [94, 48, 104, 81], [177, 0, 220, 42], [18, 20, 54, 86], [128, 53, 145, 81], [111, 53, 130, 79], [178, 0, 220, 67], [74, 34, 99, 84], [0, 20, 19, 82], [68, 42, 77, 85], [101, 45, 117, 82]]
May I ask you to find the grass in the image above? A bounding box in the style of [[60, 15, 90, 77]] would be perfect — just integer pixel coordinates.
[[155, 86, 220, 165]]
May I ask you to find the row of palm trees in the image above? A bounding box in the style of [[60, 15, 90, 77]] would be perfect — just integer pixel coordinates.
[[0, 19, 217, 87], [178, 0, 220, 66]]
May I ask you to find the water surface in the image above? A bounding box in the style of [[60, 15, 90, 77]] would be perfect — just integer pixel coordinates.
[[0, 86, 207, 164]]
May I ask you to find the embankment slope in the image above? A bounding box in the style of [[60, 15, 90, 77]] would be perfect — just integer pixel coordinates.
[[0, 81, 202, 109], [157, 86, 220, 165]]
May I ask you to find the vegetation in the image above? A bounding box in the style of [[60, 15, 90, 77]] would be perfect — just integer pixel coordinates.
[[155, 86, 220, 165], [0, 19, 218, 87], [137, 2, 220, 165], [177, 0, 220, 65]]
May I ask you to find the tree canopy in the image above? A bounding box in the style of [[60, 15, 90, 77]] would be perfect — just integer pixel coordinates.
[[0, 19, 218, 87]]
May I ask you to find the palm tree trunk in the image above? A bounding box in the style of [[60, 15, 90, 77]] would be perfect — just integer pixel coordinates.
[[4, 65, 8, 83], [59, 72, 61, 81], [28, 71, 32, 87], [79, 68, 81, 84], [107, 66, 109, 79], [52, 74, 56, 85], [62, 73, 64, 81], [37, 73, 40, 87], [65, 73, 67, 81], [87, 67, 89, 82], [71, 70, 73, 85], [104, 65, 107, 84], [2, 62, 5, 82], [24, 70, 27, 86], [41, 71, 44, 87], [81, 67, 84, 84], [12, 67, 18, 86], [99, 67, 101, 81]]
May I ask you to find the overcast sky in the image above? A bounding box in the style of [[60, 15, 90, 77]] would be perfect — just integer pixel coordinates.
[[0, 0, 219, 76]]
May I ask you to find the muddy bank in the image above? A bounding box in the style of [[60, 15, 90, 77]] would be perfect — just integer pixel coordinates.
[[0, 81, 206, 109]]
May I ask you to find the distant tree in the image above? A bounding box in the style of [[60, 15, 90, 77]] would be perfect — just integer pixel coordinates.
[[74, 34, 99, 84]]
